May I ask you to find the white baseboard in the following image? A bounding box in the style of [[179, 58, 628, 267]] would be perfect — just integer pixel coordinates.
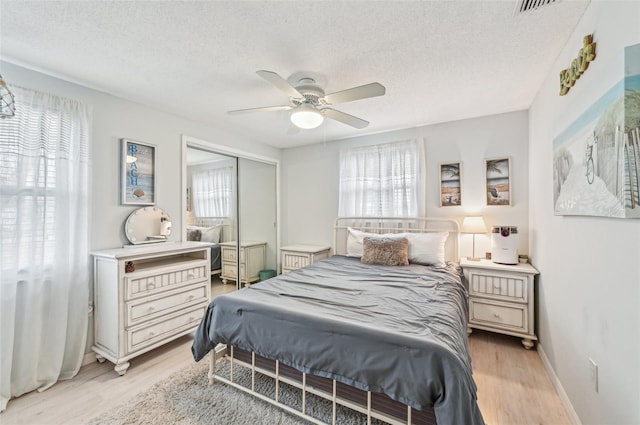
[[538, 343, 582, 425], [82, 351, 96, 367]]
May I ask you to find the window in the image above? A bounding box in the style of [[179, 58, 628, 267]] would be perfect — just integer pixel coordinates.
[[0, 86, 90, 409], [338, 140, 422, 217], [192, 166, 233, 217]]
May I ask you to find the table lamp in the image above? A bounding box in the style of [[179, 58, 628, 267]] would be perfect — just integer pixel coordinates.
[[461, 216, 487, 261]]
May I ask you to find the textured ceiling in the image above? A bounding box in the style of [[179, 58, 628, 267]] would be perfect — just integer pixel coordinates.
[[0, 1, 589, 148]]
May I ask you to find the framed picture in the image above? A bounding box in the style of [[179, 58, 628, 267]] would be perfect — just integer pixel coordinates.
[[485, 157, 511, 206], [121, 139, 156, 205], [439, 162, 462, 207]]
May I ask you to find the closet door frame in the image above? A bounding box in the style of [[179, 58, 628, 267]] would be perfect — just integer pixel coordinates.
[[181, 135, 280, 288]]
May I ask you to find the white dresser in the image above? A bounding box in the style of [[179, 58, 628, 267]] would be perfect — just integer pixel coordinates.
[[461, 258, 539, 349], [280, 244, 331, 273], [219, 241, 266, 286], [91, 242, 212, 375]]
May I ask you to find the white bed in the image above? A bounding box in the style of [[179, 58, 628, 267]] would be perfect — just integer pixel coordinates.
[[192, 217, 483, 425]]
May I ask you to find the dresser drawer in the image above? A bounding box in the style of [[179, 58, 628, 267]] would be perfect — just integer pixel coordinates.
[[468, 271, 528, 303], [125, 260, 208, 300], [126, 282, 209, 327], [469, 299, 527, 332], [126, 305, 206, 354]]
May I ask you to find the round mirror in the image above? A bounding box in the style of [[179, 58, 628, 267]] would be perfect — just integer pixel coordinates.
[[125, 207, 172, 245]]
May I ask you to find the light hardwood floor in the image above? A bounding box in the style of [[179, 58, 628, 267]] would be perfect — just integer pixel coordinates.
[[2, 288, 571, 425]]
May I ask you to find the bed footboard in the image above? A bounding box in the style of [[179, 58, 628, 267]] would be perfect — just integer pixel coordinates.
[[208, 345, 437, 425]]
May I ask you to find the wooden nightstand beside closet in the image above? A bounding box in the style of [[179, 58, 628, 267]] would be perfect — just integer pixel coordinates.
[[219, 241, 266, 286], [460, 258, 539, 349], [280, 244, 331, 273]]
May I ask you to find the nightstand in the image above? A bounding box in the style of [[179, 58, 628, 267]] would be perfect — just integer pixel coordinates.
[[280, 244, 331, 273], [219, 241, 266, 286], [460, 258, 539, 349]]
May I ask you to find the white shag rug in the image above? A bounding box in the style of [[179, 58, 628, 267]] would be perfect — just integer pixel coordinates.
[[85, 358, 386, 425]]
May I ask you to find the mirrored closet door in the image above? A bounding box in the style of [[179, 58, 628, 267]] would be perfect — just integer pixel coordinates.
[[183, 139, 278, 293]]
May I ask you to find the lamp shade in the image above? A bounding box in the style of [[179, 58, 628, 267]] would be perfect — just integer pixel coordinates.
[[290, 104, 324, 129], [461, 216, 487, 234]]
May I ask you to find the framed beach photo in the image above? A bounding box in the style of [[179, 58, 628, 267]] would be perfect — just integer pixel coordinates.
[[121, 139, 156, 205], [485, 157, 511, 206], [439, 162, 462, 207]]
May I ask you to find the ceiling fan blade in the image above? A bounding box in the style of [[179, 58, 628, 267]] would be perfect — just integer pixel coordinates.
[[227, 105, 292, 114], [256, 70, 303, 98], [323, 82, 385, 105], [322, 108, 369, 129]]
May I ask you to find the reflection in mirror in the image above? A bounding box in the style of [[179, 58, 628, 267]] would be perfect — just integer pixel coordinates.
[[184, 141, 278, 294], [125, 207, 171, 244], [186, 146, 239, 294]]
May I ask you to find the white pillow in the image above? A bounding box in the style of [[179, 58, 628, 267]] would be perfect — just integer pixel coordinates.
[[187, 225, 222, 243], [403, 232, 449, 267], [346, 227, 369, 257]]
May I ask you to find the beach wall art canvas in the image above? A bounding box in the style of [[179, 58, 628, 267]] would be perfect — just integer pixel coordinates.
[[485, 157, 511, 206], [553, 43, 640, 218], [440, 162, 462, 206], [121, 139, 156, 205]]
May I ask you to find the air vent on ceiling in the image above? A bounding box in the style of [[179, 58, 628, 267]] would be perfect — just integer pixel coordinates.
[[515, 0, 559, 14]]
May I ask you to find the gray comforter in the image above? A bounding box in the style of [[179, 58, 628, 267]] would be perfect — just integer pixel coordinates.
[[192, 255, 485, 425]]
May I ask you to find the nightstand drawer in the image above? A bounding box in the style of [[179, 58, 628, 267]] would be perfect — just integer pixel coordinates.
[[282, 252, 312, 270], [222, 262, 246, 280], [468, 271, 528, 303], [469, 299, 527, 332]]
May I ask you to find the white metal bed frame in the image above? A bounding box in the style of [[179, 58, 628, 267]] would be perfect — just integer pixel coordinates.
[[207, 216, 461, 425]]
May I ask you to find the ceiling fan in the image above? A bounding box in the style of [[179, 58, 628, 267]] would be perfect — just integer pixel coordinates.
[[228, 70, 385, 130]]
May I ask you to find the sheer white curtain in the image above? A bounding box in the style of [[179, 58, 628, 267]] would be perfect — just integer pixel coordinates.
[[0, 86, 90, 411], [338, 140, 422, 217], [192, 166, 233, 217]]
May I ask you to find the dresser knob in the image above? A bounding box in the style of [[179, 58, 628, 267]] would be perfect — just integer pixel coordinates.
[[148, 306, 155, 312], [493, 313, 501, 318], [188, 294, 195, 300]]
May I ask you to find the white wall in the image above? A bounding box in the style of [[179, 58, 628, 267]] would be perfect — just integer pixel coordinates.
[[282, 110, 529, 260], [2, 62, 280, 251], [3, 61, 280, 351], [529, 2, 640, 424]]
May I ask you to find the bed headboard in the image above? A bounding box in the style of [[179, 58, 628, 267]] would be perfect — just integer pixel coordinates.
[[186, 216, 233, 242], [333, 216, 460, 263]]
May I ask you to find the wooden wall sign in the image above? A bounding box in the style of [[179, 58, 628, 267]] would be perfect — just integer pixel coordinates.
[[559, 34, 596, 96]]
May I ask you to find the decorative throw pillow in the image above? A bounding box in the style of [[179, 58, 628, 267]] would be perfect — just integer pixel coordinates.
[[186, 228, 202, 241], [361, 236, 409, 266]]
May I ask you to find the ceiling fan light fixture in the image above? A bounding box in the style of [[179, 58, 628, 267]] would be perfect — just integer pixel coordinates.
[[290, 104, 323, 129]]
